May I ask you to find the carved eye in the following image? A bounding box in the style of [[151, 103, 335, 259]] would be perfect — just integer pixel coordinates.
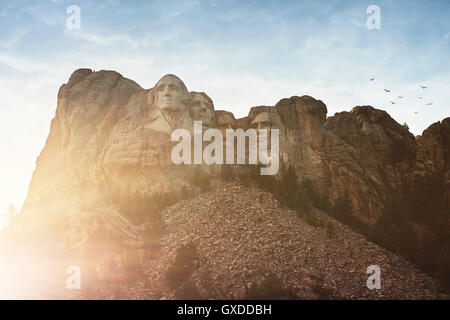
[[168, 84, 179, 92]]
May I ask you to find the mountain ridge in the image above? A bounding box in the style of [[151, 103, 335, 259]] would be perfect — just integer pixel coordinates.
[[2, 68, 448, 299]]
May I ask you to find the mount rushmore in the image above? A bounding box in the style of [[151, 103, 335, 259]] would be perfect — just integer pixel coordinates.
[[22, 69, 449, 226], [2, 68, 447, 299]]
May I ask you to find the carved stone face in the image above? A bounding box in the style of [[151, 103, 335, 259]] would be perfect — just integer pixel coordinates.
[[216, 111, 235, 129], [251, 112, 272, 130], [188, 93, 215, 127], [155, 75, 187, 113]]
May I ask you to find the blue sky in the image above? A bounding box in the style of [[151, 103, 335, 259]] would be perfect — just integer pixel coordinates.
[[0, 0, 449, 219]]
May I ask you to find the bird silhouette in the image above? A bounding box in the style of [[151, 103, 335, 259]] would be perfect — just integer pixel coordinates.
[[420, 86, 427, 89], [426, 102, 433, 106], [398, 96, 404, 99], [370, 77, 375, 81], [419, 97, 423, 99], [384, 89, 391, 93], [414, 111, 418, 114], [390, 101, 396, 104]]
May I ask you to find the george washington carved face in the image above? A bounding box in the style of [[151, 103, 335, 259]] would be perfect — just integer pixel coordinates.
[[154, 74, 188, 113]]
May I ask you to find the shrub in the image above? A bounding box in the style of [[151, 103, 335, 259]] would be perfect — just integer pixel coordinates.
[[331, 191, 353, 225], [312, 284, 333, 300], [245, 272, 297, 300], [305, 212, 319, 227], [179, 185, 191, 200], [121, 249, 143, 280], [436, 244, 450, 288], [118, 191, 177, 225], [251, 164, 278, 193], [174, 278, 202, 300], [143, 215, 165, 248], [220, 165, 234, 181], [166, 242, 202, 299], [299, 179, 330, 212], [191, 167, 211, 192], [326, 222, 335, 239], [406, 174, 447, 231]]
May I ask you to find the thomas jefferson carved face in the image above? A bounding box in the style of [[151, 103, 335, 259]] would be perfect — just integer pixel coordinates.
[[154, 75, 188, 113], [188, 92, 215, 127]]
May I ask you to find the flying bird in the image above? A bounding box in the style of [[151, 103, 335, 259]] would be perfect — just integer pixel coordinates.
[[426, 102, 433, 106], [370, 77, 375, 81], [414, 111, 418, 114], [384, 89, 391, 93], [390, 101, 396, 104], [418, 97, 423, 99], [398, 96, 404, 99], [420, 86, 427, 89]]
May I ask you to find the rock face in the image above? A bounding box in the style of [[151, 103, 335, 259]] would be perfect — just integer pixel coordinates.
[[324, 106, 418, 221], [7, 69, 449, 299], [23, 71, 218, 214], [23, 69, 449, 224], [326, 106, 417, 164], [416, 118, 450, 206], [417, 118, 450, 171]]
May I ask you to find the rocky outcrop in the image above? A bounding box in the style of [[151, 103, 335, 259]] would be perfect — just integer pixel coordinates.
[[22, 69, 449, 225], [6, 69, 448, 299], [24, 69, 143, 209], [326, 106, 416, 164], [23, 71, 215, 214], [416, 117, 450, 206], [417, 118, 450, 171]]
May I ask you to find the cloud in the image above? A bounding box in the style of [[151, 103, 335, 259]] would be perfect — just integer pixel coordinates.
[[444, 32, 450, 41], [21, 6, 59, 26], [167, 11, 181, 18], [67, 32, 147, 47], [2, 29, 29, 49], [0, 54, 48, 72], [64, 28, 182, 48]]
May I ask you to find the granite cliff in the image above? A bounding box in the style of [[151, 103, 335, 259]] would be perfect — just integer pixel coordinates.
[[2, 69, 448, 299]]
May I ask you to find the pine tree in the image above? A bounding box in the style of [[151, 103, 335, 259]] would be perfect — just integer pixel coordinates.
[[279, 165, 299, 209], [332, 190, 353, 224]]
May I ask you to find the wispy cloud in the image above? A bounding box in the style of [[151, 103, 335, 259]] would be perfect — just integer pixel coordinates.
[[21, 6, 59, 26], [64, 28, 182, 48], [444, 32, 450, 41], [0, 54, 47, 72], [2, 29, 29, 49]]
